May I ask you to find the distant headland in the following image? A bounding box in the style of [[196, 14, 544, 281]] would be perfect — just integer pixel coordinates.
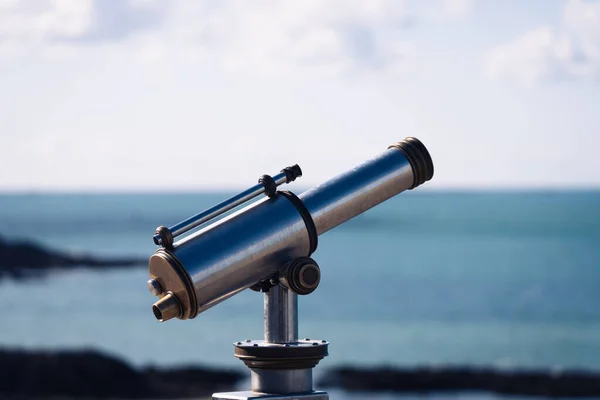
[[318, 365, 600, 398], [0, 235, 146, 279], [0, 348, 243, 398]]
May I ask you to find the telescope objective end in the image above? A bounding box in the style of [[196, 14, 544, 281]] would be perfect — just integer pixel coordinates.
[[388, 137, 434, 189]]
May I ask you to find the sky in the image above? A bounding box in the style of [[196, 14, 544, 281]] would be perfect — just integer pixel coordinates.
[[0, 0, 599, 191]]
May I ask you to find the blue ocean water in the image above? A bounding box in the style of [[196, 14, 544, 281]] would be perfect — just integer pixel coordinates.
[[0, 190, 599, 379]]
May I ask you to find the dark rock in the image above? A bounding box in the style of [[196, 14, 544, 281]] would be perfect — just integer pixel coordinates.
[[0, 347, 244, 399], [318, 365, 600, 397], [144, 365, 244, 398], [0, 235, 146, 280]]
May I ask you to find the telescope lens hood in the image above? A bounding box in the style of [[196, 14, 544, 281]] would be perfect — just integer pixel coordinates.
[[388, 137, 434, 189]]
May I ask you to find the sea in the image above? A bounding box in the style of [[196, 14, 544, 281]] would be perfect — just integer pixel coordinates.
[[0, 191, 599, 399]]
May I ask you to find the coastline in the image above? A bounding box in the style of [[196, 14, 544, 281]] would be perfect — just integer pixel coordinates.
[[0, 347, 243, 399], [0, 235, 145, 280], [319, 365, 600, 398], [3, 347, 600, 398]]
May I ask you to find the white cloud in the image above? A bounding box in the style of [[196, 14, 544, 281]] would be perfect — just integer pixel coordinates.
[[0, 0, 94, 57], [138, 0, 419, 77], [440, 0, 474, 20], [0, 0, 475, 77], [485, 0, 600, 84]]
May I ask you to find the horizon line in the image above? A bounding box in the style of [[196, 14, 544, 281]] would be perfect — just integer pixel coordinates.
[[1, 186, 600, 195]]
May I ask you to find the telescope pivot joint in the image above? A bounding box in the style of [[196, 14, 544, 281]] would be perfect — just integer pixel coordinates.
[[249, 257, 321, 296]]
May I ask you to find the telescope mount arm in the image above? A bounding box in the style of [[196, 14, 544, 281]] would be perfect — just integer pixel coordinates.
[[213, 257, 329, 400]]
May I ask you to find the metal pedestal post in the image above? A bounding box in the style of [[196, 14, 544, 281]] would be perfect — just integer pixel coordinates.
[[213, 285, 329, 400]]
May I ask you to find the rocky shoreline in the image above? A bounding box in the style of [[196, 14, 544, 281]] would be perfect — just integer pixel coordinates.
[[0, 235, 145, 279], [318, 365, 600, 398], [2, 348, 600, 398], [0, 348, 243, 398]]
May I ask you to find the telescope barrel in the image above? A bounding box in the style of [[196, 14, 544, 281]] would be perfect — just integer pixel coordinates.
[[150, 194, 312, 320], [300, 137, 433, 235], [149, 137, 433, 322]]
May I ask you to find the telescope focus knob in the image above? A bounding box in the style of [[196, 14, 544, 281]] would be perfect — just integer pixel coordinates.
[[280, 257, 321, 295]]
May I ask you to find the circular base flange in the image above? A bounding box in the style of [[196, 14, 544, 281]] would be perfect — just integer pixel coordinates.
[[234, 339, 328, 370]]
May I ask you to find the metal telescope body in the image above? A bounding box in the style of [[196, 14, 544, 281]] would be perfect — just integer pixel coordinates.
[[147, 137, 434, 400]]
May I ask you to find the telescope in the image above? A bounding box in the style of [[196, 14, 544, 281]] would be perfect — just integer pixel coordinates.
[[147, 137, 434, 400]]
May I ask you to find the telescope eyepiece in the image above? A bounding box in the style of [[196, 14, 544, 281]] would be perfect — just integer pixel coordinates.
[[152, 292, 182, 322]]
